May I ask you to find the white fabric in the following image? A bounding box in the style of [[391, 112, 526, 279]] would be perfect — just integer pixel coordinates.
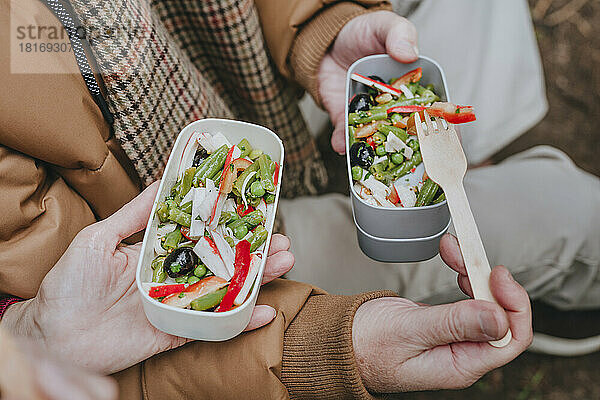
[[407, 0, 548, 164]]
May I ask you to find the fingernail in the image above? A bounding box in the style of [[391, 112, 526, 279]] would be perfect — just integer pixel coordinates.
[[393, 42, 418, 59], [478, 310, 500, 339], [505, 268, 516, 282], [264, 305, 276, 321], [413, 45, 420, 57]]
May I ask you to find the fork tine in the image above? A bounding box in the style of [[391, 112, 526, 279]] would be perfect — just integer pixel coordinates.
[[439, 118, 448, 130], [432, 117, 445, 132], [414, 112, 426, 138], [423, 110, 435, 132], [436, 117, 456, 138]]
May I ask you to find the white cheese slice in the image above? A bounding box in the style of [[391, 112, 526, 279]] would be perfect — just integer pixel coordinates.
[[385, 132, 413, 159], [196, 131, 217, 153], [393, 181, 417, 208], [398, 84, 414, 99], [359, 176, 391, 198], [211, 132, 232, 150], [373, 156, 387, 166]]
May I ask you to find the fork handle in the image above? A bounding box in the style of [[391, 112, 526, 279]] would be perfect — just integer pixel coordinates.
[[444, 183, 512, 348]]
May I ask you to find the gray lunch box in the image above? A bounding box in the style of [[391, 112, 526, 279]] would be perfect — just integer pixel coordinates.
[[345, 55, 452, 262]]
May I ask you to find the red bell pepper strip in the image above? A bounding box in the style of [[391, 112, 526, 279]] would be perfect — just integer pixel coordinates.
[[391, 67, 422, 88], [149, 284, 186, 298], [180, 226, 198, 243], [273, 162, 280, 187], [387, 105, 427, 114], [426, 102, 476, 124], [391, 103, 476, 125], [237, 203, 254, 217], [366, 136, 376, 150], [217, 240, 251, 312]]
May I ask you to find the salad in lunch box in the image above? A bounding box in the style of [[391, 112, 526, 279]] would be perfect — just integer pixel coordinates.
[[148, 132, 279, 313], [348, 68, 476, 208]]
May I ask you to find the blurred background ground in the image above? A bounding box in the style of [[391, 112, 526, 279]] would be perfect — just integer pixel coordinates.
[[316, 0, 600, 398]]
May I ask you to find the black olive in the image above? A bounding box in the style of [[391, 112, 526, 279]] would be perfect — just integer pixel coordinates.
[[368, 75, 385, 83], [192, 147, 208, 167], [163, 247, 198, 278], [365, 75, 385, 96], [349, 142, 375, 170], [349, 93, 373, 113]]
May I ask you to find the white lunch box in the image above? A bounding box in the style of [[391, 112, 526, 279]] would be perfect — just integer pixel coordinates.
[[136, 118, 284, 341]]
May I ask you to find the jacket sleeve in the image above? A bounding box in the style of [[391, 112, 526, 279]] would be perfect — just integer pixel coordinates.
[[254, 1, 392, 102], [0, 0, 142, 298], [115, 279, 397, 400], [0, 146, 97, 298]]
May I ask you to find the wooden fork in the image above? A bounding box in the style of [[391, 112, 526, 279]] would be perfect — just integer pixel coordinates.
[[415, 111, 512, 348]]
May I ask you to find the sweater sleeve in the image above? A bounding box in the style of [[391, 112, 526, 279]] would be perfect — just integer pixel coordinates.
[[282, 290, 398, 399], [254, 1, 391, 103], [118, 279, 397, 400]]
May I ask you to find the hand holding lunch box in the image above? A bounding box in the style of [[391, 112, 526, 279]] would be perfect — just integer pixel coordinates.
[[0, 179, 293, 375]]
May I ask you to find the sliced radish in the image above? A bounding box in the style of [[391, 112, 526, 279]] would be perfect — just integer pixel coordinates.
[[232, 146, 242, 160], [351, 73, 401, 96], [156, 223, 177, 237], [373, 192, 396, 208], [190, 218, 206, 238], [256, 198, 267, 218], [373, 155, 387, 166], [241, 171, 257, 207], [198, 179, 218, 222], [211, 228, 235, 277], [154, 239, 167, 256]]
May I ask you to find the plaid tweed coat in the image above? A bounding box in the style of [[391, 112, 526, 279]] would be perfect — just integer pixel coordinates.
[[67, 0, 328, 197]]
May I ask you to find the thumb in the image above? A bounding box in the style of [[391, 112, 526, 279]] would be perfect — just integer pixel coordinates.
[[99, 181, 161, 246], [407, 300, 509, 347], [331, 123, 347, 154], [366, 11, 417, 62], [244, 305, 276, 331], [384, 21, 419, 63]]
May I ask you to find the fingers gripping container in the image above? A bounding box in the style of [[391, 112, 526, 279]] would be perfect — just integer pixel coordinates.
[[136, 119, 284, 341], [346, 55, 451, 262]]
